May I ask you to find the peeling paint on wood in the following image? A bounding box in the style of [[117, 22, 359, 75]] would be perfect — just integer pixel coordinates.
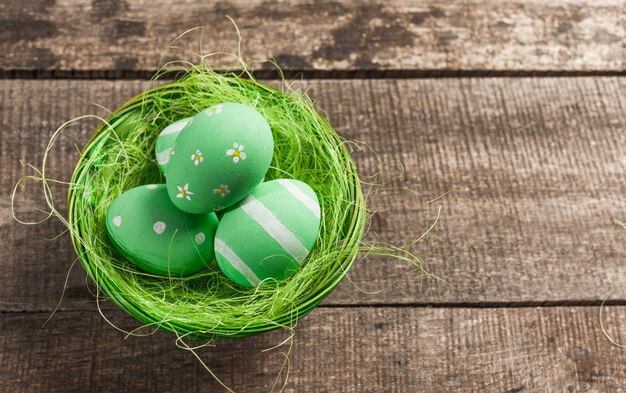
[[0, 0, 624, 73]]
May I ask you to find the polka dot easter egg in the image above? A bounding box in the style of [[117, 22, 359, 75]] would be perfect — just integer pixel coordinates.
[[154, 117, 192, 174], [215, 179, 321, 288], [106, 184, 219, 276], [165, 103, 274, 214]]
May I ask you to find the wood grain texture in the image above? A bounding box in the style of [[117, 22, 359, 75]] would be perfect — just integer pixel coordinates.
[[2, 78, 625, 310], [1, 0, 625, 76], [1, 307, 624, 392]]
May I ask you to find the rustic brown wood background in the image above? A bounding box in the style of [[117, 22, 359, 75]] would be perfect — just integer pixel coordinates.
[[1, 1, 625, 392]]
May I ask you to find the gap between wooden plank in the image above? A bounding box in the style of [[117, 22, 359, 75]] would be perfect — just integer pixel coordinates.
[[323, 300, 626, 308], [2, 300, 626, 314], [2, 69, 626, 80]]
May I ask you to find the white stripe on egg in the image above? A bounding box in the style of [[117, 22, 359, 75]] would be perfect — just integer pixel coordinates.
[[276, 179, 320, 219], [215, 238, 261, 286], [156, 148, 173, 165], [159, 120, 189, 136], [239, 195, 309, 264]]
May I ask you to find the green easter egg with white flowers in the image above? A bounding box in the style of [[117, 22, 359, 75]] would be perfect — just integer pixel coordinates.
[[215, 179, 321, 287], [106, 184, 219, 276], [165, 103, 274, 214], [155, 117, 191, 174]]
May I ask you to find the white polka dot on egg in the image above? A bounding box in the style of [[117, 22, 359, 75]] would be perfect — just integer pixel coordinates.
[[195, 232, 205, 245], [153, 221, 167, 235], [113, 216, 122, 227]]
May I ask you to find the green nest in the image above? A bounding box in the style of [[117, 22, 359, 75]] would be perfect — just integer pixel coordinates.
[[67, 67, 366, 339]]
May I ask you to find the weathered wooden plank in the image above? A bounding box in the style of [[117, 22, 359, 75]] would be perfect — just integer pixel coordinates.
[[2, 78, 625, 310], [1, 0, 625, 75], [0, 307, 624, 392]]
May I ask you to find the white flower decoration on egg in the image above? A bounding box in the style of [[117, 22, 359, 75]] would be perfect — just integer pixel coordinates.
[[213, 184, 230, 198], [191, 150, 203, 166], [206, 104, 223, 116], [176, 183, 193, 201], [226, 143, 246, 164]]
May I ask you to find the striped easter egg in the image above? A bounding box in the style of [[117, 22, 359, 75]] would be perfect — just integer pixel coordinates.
[[215, 179, 321, 287], [154, 117, 192, 174]]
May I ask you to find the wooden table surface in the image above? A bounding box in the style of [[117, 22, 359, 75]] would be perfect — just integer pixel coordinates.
[[1, 1, 625, 392]]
